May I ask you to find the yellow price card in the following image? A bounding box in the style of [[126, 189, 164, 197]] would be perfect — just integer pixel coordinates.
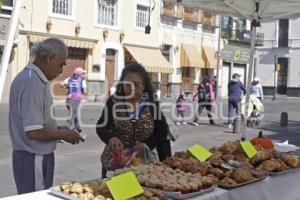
[[106, 171, 144, 200], [188, 144, 212, 162], [240, 141, 257, 159]]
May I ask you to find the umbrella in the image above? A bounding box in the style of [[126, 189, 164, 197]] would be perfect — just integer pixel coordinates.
[[165, 0, 300, 139]]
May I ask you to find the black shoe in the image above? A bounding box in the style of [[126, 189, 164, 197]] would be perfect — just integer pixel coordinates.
[[76, 128, 82, 133], [209, 120, 215, 125]]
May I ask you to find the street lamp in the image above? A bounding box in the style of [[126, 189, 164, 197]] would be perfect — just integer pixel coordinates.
[[145, 0, 155, 34]]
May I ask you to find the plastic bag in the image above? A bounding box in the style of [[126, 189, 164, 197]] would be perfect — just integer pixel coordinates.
[[139, 144, 158, 165], [164, 115, 180, 141]]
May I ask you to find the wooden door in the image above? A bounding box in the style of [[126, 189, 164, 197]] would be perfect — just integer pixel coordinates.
[[105, 49, 116, 95], [161, 73, 169, 96], [277, 57, 288, 94], [51, 47, 86, 98]]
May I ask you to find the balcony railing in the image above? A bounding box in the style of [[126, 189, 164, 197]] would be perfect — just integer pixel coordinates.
[[0, 0, 13, 17], [183, 11, 201, 23], [223, 29, 264, 46], [202, 15, 217, 28], [161, 6, 181, 19]]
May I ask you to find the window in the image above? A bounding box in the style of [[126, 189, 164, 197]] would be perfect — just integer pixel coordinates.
[[278, 19, 289, 47], [221, 16, 233, 38], [0, 0, 13, 17], [182, 67, 195, 79], [50, 0, 74, 19], [97, 0, 118, 26], [136, 4, 149, 28]]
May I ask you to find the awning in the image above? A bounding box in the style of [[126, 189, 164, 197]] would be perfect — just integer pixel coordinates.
[[27, 35, 96, 49], [181, 43, 205, 68], [202, 46, 216, 68], [125, 45, 173, 73]]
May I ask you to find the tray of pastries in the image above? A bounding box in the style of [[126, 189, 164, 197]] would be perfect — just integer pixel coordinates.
[[263, 154, 300, 176], [209, 141, 300, 176], [50, 179, 165, 200], [144, 185, 216, 200], [217, 168, 267, 189], [116, 162, 216, 199]]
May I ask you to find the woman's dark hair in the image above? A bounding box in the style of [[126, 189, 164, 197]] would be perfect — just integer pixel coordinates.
[[202, 76, 210, 83], [116, 62, 155, 102], [177, 94, 185, 101]]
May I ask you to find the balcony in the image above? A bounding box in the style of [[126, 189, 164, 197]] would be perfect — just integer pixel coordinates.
[[161, 6, 181, 19], [202, 15, 217, 29], [223, 29, 264, 46], [0, 0, 13, 17], [183, 11, 201, 23]]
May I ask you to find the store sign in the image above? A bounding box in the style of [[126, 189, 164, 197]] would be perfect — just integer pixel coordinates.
[[188, 144, 212, 162], [223, 44, 250, 64]]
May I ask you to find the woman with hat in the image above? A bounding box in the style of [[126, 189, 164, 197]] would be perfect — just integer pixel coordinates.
[[61, 67, 87, 132]]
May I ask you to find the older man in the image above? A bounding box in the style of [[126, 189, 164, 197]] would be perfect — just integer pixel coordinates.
[[9, 38, 84, 194]]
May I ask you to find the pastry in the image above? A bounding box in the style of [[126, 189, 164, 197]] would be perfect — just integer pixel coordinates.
[[219, 177, 238, 187], [251, 150, 272, 166], [231, 169, 255, 183], [70, 182, 83, 194], [256, 160, 281, 172], [281, 154, 300, 168], [208, 168, 225, 179]]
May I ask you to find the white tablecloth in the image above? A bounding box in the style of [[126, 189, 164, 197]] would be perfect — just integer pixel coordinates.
[[2, 170, 300, 200]]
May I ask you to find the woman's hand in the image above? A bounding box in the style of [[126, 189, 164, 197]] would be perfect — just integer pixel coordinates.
[[109, 137, 123, 151]]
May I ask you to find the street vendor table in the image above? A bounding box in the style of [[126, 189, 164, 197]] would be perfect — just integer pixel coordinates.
[[2, 169, 300, 200]]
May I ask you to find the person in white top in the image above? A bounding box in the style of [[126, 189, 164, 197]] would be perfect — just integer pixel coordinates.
[[250, 77, 264, 102]]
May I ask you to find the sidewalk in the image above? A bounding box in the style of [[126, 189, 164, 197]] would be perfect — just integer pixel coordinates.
[[0, 98, 300, 197]]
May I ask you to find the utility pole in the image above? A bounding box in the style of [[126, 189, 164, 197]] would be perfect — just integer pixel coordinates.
[[215, 15, 222, 101], [272, 54, 277, 101]]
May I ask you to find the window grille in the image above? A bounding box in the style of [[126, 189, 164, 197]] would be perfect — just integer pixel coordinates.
[[97, 0, 118, 26], [52, 0, 72, 16], [136, 4, 149, 28]]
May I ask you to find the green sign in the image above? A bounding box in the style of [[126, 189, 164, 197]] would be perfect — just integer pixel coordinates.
[[106, 171, 144, 200], [223, 44, 250, 64], [188, 144, 212, 162]]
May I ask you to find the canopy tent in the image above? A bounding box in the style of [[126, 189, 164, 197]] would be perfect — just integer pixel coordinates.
[[165, 0, 300, 139]]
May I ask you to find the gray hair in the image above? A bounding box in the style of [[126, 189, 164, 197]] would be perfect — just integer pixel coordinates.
[[30, 38, 68, 64]]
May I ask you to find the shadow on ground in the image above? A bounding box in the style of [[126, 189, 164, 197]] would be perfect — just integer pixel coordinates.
[[255, 120, 300, 146]]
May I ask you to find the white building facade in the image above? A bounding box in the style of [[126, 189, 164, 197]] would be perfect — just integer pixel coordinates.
[[256, 18, 300, 97]]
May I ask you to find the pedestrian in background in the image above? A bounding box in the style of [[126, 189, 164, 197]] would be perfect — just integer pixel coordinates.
[[192, 76, 215, 126], [9, 38, 83, 194], [250, 77, 264, 102], [176, 93, 187, 125], [228, 73, 246, 128], [61, 67, 87, 132]]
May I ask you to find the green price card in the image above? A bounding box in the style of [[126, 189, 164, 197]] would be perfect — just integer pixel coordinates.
[[240, 141, 257, 159], [188, 144, 212, 162], [106, 171, 144, 200]]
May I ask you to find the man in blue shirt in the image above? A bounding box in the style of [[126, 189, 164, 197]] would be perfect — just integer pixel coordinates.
[[228, 73, 246, 128]]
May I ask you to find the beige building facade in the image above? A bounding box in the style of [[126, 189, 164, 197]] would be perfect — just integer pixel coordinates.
[[3, 0, 219, 102], [160, 1, 218, 97]]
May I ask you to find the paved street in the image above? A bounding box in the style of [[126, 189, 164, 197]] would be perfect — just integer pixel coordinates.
[[0, 96, 300, 197]]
